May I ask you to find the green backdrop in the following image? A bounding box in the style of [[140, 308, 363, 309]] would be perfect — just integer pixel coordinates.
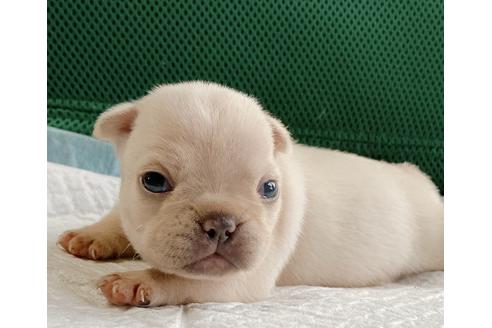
[[47, 0, 443, 193]]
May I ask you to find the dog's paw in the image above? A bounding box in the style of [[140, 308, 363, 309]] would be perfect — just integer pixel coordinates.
[[97, 272, 158, 307], [57, 228, 133, 260]]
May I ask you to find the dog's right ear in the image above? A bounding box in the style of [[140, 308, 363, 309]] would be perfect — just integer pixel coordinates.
[[93, 102, 138, 151]]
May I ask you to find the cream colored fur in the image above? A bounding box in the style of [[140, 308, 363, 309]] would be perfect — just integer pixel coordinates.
[[58, 81, 443, 307]]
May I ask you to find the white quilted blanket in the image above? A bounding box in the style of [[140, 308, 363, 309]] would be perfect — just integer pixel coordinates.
[[47, 162, 444, 327]]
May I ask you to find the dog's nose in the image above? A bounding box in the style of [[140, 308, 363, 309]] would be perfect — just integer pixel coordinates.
[[201, 214, 236, 243]]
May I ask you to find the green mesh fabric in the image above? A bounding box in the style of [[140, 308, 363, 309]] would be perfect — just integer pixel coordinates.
[[47, 0, 443, 193]]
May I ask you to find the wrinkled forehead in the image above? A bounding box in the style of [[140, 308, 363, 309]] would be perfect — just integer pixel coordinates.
[[126, 90, 276, 181]]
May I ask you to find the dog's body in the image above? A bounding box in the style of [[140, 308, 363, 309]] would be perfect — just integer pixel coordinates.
[[58, 82, 443, 307]]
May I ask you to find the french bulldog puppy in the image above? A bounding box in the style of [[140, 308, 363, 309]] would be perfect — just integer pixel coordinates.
[[58, 81, 443, 307]]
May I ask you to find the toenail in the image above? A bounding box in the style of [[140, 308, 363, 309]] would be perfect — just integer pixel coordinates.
[[136, 288, 150, 307], [136, 301, 150, 307], [137, 298, 150, 307]]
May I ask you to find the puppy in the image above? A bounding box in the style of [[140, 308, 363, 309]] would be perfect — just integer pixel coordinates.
[[57, 81, 443, 307]]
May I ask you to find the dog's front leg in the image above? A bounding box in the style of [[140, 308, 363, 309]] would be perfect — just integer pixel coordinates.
[[57, 203, 135, 260], [98, 269, 271, 307]]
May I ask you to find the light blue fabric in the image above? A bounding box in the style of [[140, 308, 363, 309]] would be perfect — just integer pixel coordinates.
[[47, 127, 120, 176]]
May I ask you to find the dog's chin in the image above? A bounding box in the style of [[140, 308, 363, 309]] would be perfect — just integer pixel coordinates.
[[180, 252, 241, 278]]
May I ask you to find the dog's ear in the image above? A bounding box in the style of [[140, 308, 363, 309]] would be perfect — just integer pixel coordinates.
[[93, 102, 138, 152], [266, 115, 293, 154]]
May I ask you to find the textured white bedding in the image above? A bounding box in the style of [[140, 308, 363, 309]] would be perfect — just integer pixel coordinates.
[[47, 162, 444, 327]]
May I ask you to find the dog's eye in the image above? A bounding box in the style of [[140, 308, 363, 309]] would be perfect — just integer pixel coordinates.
[[258, 180, 278, 199], [141, 172, 172, 193]]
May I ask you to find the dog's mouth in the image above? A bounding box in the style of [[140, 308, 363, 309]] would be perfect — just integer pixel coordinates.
[[183, 251, 239, 275]]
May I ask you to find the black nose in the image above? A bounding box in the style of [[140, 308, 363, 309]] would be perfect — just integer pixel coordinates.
[[201, 213, 236, 243]]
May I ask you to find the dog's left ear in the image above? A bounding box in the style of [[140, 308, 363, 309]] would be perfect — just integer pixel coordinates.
[[93, 102, 138, 155], [266, 115, 293, 154]]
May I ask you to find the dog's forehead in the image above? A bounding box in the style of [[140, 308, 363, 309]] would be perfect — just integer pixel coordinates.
[[130, 84, 275, 177]]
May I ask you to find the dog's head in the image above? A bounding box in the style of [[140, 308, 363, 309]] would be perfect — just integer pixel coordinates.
[[93, 82, 293, 279]]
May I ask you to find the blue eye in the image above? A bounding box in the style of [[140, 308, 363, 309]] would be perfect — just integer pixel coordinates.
[[141, 172, 172, 193], [259, 180, 278, 199]]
